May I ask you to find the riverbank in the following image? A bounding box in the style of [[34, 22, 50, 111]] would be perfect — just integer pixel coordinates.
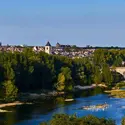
[[19, 85, 106, 101], [0, 101, 32, 108], [105, 89, 125, 98], [0, 86, 104, 109], [74, 84, 107, 90], [74, 85, 96, 90], [0, 101, 32, 113], [19, 91, 65, 101]]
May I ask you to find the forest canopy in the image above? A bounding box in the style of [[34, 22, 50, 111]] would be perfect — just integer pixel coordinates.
[[0, 48, 124, 101]]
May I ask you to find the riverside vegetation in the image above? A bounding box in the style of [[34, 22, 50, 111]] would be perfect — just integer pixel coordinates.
[[0, 48, 125, 124], [104, 82, 125, 98], [40, 114, 125, 125], [0, 48, 125, 102]]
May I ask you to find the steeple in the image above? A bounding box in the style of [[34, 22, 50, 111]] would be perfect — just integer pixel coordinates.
[[45, 41, 51, 46], [56, 42, 61, 48], [45, 41, 52, 54]]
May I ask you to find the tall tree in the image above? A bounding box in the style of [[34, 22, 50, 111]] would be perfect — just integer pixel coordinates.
[[93, 66, 102, 84], [0, 80, 18, 102], [102, 64, 113, 86]]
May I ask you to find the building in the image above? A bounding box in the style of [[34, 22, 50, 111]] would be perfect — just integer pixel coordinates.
[[0, 42, 2, 46], [0, 41, 95, 58], [45, 41, 52, 54]]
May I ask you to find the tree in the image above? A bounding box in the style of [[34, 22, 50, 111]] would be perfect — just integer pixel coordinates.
[[55, 67, 73, 91], [40, 114, 115, 125], [113, 56, 123, 66], [102, 64, 113, 86], [93, 66, 102, 84], [56, 73, 65, 91], [4, 64, 15, 81], [93, 49, 105, 66], [61, 67, 73, 91], [0, 80, 18, 102]]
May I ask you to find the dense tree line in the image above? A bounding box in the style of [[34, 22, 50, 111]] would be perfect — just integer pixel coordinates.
[[40, 114, 115, 125], [94, 49, 125, 66], [0, 48, 124, 102], [40, 114, 125, 125]]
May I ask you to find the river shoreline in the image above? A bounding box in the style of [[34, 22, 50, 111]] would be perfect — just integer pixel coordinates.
[[0, 85, 105, 109], [0, 101, 32, 108], [0, 101, 32, 113], [105, 89, 125, 98]]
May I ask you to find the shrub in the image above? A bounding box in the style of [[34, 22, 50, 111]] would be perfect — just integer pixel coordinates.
[[116, 82, 125, 88], [40, 114, 115, 125], [121, 117, 125, 125]]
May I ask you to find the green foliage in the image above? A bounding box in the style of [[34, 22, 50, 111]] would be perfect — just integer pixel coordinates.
[[73, 58, 91, 85], [93, 49, 105, 66], [40, 122, 48, 125], [93, 66, 102, 84], [111, 72, 124, 84], [121, 117, 125, 125], [0, 80, 18, 102], [56, 67, 73, 91], [4, 64, 15, 81], [40, 114, 115, 125], [113, 56, 123, 66], [56, 73, 65, 91], [102, 64, 113, 86], [110, 90, 125, 98], [116, 82, 125, 88], [0, 48, 124, 102]]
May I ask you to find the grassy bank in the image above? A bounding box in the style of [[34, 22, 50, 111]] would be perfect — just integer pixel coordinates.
[[105, 89, 125, 98]]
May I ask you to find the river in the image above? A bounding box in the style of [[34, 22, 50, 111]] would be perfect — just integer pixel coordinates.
[[0, 88, 125, 125]]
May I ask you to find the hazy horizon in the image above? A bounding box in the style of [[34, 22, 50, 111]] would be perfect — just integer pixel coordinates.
[[0, 0, 125, 47]]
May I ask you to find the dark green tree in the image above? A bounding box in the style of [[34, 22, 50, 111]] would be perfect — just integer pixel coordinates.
[[0, 80, 18, 102], [102, 64, 113, 86]]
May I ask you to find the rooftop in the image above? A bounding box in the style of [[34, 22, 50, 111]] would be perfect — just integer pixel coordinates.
[[45, 41, 51, 46]]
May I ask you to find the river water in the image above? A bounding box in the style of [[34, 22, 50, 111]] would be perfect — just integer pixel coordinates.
[[0, 88, 125, 125]]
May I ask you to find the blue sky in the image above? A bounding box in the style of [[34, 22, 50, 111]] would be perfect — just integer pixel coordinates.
[[0, 0, 125, 47]]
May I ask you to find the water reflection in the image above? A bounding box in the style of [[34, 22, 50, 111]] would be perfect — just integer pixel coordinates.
[[74, 87, 104, 98], [0, 99, 58, 125]]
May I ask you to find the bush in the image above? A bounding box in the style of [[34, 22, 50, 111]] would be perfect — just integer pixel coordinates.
[[40, 114, 115, 125], [40, 122, 48, 125], [116, 82, 125, 88], [122, 117, 125, 125]]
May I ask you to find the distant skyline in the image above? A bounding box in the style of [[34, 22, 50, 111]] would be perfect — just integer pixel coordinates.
[[0, 0, 125, 47]]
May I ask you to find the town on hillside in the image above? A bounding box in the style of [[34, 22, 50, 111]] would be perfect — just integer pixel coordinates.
[[0, 41, 124, 59], [0, 41, 95, 58]]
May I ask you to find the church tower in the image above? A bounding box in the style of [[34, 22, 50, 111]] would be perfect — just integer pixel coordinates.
[[45, 41, 52, 54]]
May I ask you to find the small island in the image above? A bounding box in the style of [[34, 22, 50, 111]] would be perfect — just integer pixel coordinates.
[[79, 103, 109, 111]]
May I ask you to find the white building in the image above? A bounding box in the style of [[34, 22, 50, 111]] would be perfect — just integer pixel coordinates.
[[45, 41, 52, 54]]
